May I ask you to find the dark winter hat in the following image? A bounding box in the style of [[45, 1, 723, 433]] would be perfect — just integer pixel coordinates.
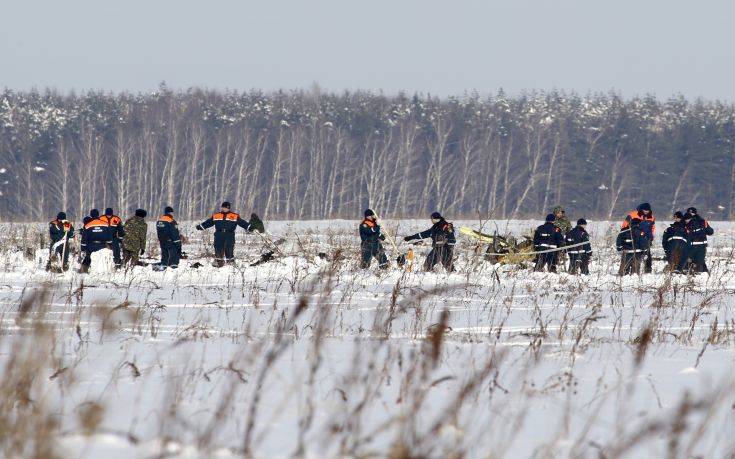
[[684, 212, 695, 220], [686, 207, 698, 215], [673, 211, 684, 219], [221, 201, 231, 209], [430, 212, 442, 220], [577, 218, 587, 226], [135, 209, 147, 218], [105, 207, 113, 216], [56, 212, 66, 221], [546, 213, 556, 222], [83, 216, 92, 225], [90, 209, 100, 218], [364, 208, 375, 218], [638, 202, 652, 212], [164, 206, 174, 214]]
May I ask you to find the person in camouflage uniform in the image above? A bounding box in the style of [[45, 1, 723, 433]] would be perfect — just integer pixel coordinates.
[[552, 206, 572, 234], [122, 209, 148, 267], [551, 206, 572, 270]]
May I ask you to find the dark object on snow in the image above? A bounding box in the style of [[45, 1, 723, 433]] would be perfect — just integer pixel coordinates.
[[317, 252, 328, 260], [191, 262, 204, 269], [180, 251, 189, 259], [249, 213, 265, 233], [396, 253, 406, 267], [250, 251, 275, 266]]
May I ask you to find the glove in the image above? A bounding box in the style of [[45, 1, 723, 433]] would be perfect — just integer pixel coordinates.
[[379, 234, 386, 241], [195, 225, 204, 231], [403, 235, 416, 242]]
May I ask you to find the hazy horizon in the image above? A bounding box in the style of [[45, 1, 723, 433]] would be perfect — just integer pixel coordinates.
[[2, 0, 735, 101]]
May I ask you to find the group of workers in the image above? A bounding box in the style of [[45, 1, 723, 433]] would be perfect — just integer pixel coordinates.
[[532, 202, 715, 275], [359, 203, 715, 276], [46, 202, 262, 272], [45, 201, 715, 276]]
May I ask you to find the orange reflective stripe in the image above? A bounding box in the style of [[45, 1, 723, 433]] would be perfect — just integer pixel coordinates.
[[84, 218, 109, 229], [621, 211, 655, 229], [213, 212, 239, 221], [361, 219, 376, 227], [159, 215, 174, 223]]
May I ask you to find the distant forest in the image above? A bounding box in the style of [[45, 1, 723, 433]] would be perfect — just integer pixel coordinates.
[[1, 86, 734, 222]]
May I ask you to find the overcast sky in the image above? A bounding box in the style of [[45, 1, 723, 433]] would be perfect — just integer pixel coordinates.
[[2, 0, 734, 100]]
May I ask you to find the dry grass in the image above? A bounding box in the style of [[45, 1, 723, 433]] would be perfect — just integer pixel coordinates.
[[0, 222, 734, 457]]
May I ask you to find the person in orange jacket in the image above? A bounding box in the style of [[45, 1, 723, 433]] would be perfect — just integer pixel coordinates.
[[100, 207, 125, 268], [79, 209, 115, 273], [621, 202, 655, 273], [196, 201, 254, 267]]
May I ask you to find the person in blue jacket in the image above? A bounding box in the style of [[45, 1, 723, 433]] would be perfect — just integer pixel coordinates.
[[195, 201, 253, 267], [155, 206, 181, 270], [565, 218, 592, 275], [662, 211, 688, 273], [533, 214, 565, 272], [79, 209, 114, 273], [359, 209, 389, 269], [403, 212, 456, 272], [616, 218, 650, 275], [683, 208, 714, 273]]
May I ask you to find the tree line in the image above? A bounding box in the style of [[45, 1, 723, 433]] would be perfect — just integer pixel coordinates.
[[1, 86, 734, 222]]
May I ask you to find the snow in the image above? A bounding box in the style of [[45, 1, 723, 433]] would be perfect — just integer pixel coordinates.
[[2, 219, 735, 457]]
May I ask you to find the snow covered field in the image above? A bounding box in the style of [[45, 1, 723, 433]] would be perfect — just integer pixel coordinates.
[[2, 219, 735, 458]]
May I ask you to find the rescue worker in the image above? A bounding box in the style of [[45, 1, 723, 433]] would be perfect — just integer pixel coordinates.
[[122, 209, 148, 267], [533, 214, 564, 272], [100, 207, 125, 268], [155, 206, 181, 270], [196, 202, 253, 267], [46, 212, 75, 271], [684, 209, 714, 273], [662, 211, 688, 273], [403, 212, 456, 272], [79, 209, 114, 273], [565, 218, 592, 275], [616, 218, 650, 276], [359, 209, 389, 269], [621, 203, 655, 273], [552, 206, 572, 268], [552, 206, 572, 235]]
